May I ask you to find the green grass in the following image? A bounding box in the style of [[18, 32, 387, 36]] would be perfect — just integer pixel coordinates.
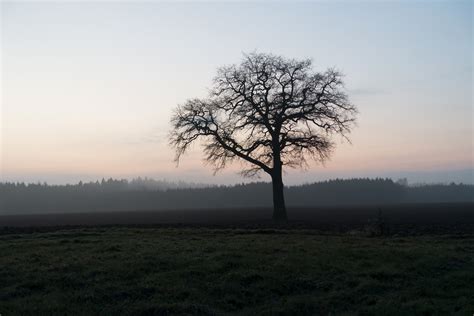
[[1, 228, 473, 315]]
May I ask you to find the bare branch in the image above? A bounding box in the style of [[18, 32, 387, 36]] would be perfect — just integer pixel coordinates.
[[169, 52, 357, 178]]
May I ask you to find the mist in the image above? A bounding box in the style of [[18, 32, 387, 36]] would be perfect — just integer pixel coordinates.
[[1, 1, 472, 314]]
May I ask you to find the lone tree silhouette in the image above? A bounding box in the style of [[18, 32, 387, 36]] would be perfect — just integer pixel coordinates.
[[170, 52, 357, 221]]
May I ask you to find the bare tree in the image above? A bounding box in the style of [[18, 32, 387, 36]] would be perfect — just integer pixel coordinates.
[[170, 52, 357, 221]]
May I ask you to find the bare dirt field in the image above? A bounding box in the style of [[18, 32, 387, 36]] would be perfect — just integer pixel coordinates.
[[1, 203, 472, 235]]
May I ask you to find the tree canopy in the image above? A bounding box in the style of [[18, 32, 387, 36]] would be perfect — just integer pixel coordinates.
[[170, 52, 358, 220]]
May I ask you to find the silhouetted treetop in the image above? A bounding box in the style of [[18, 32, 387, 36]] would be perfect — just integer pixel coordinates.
[[170, 52, 357, 221], [170, 52, 357, 177]]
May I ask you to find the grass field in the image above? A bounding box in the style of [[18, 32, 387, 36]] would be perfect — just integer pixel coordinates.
[[1, 227, 473, 315]]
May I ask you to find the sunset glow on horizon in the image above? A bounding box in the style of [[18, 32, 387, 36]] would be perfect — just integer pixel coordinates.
[[1, 1, 472, 185]]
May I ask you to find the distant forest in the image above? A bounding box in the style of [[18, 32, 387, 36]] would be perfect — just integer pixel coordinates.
[[0, 178, 473, 215]]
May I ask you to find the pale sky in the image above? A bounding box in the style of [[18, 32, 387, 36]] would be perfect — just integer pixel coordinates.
[[1, 1, 473, 185]]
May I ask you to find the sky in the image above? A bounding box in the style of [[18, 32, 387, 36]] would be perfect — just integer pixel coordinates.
[[1, 0, 473, 185]]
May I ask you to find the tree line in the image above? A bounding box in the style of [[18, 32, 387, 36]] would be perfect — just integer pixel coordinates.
[[0, 178, 472, 215]]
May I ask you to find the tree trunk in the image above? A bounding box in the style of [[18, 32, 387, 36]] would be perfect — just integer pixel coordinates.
[[271, 167, 287, 222]]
